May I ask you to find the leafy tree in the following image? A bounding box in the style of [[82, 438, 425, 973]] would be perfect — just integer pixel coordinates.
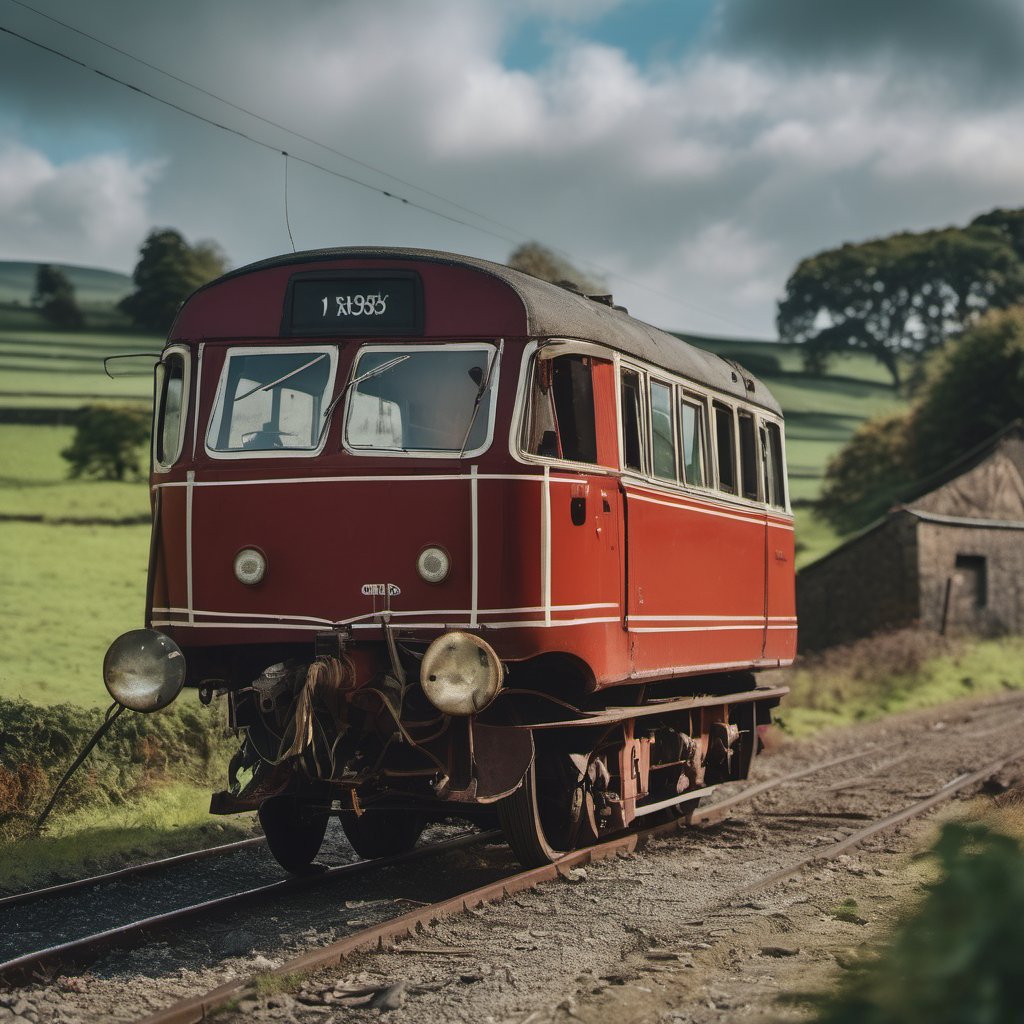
[[970, 207, 1024, 261], [817, 306, 1024, 533], [778, 221, 1024, 388], [31, 264, 84, 330], [817, 411, 914, 533], [61, 405, 150, 481], [508, 242, 603, 294], [120, 229, 228, 334]]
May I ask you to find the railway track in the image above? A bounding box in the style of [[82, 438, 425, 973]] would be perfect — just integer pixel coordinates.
[[4, 694, 1022, 1023], [0, 837, 266, 913], [0, 747, 877, 991], [133, 745, 1024, 1024]]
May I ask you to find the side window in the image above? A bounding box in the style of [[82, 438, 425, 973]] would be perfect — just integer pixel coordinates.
[[154, 351, 187, 468], [764, 421, 787, 508], [522, 354, 597, 463], [679, 395, 706, 487], [738, 410, 759, 501], [649, 380, 677, 481], [713, 402, 736, 494], [620, 369, 645, 472]]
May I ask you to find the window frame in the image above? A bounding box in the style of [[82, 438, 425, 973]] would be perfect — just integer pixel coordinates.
[[204, 343, 339, 461], [619, 364, 648, 476], [712, 400, 738, 495], [679, 391, 710, 489], [648, 376, 679, 483], [340, 341, 500, 460], [152, 344, 191, 473]]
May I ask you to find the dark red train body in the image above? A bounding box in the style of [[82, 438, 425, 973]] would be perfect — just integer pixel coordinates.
[[127, 247, 794, 868]]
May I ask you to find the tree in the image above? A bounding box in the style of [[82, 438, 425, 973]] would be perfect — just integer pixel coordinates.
[[777, 221, 1024, 388], [119, 229, 228, 334], [31, 264, 84, 329], [817, 306, 1024, 533], [61, 405, 150, 481], [508, 242, 603, 294]]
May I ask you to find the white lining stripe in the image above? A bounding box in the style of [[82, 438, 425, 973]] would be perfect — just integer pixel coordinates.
[[150, 615, 623, 632], [629, 614, 796, 623], [470, 465, 479, 628], [185, 470, 195, 625], [542, 465, 551, 626]]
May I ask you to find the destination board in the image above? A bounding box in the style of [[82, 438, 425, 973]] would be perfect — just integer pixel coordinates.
[[285, 272, 423, 335]]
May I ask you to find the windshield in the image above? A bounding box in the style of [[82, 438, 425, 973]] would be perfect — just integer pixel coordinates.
[[344, 344, 498, 455], [206, 346, 337, 455]]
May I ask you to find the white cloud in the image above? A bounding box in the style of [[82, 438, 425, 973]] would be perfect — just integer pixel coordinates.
[[3, 0, 1024, 337], [0, 142, 162, 270]]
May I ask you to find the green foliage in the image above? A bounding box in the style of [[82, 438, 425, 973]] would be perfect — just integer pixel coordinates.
[[119, 228, 227, 334], [31, 264, 84, 330], [811, 822, 1024, 1024], [816, 306, 1024, 532], [508, 241, 603, 294], [778, 215, 1024, 387], [0, 696, 235, 831], [777, 632, 1024, 737], [61, 404, 151, 481], [817, 411, 913, 532], [912, 306, 1024, 474]]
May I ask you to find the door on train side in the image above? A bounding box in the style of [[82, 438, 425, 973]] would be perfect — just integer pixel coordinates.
[[760, 419, 796, 662], [520, 348, 627, 682]]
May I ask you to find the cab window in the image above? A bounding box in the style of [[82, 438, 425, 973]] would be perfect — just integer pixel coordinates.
[[522, 354, 597, 463], [738, 410, 759, 501], [154, 350, 187, 468]]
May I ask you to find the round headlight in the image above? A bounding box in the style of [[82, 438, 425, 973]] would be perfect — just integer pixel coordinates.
[[103, 629, 186, 713], [417, 546, 450, 584], [234, 547, 267, 586], [420, 631, 503, 716]]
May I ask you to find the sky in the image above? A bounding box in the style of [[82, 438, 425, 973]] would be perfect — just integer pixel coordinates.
[[1, 0, 1023, 338]]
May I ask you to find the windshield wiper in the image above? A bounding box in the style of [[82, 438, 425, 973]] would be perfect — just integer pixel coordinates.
[[315, 353, 411, 446], [234, 353, 328, 402], [458, 339, 503, 458]]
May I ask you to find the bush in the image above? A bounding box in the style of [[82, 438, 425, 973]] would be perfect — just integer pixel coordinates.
[[61, 404, 150, 481], [0, 697, 235, 835], [810, 821, 1024, 1024]]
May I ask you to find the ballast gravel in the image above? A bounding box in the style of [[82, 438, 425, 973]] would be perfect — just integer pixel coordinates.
[[7, 688, 1024, 1024]]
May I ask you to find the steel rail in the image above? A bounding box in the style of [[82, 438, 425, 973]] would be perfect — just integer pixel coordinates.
[[736, 747, 1024, 896], [0, 837, 266, 913], [0, 829, 498, 988], [134, 746, 1023, 1024], [132, 740, 957, 1024]]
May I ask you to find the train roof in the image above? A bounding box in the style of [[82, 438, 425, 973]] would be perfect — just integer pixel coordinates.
[[204, 246, 782, 415]]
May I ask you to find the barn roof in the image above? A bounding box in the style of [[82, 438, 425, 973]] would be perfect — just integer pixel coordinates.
[[207, 246, 782, 415]]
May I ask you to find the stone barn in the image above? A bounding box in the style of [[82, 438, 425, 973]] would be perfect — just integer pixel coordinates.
[[796, 422, 1024, 651]]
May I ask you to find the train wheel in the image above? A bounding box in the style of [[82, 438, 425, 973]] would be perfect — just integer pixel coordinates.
[[340, 809, 426, 859], [499, 754, 598, 867], [258, 795, 330, 874]]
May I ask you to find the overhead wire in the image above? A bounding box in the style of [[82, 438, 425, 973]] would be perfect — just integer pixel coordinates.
[[0, 7, 764, 335]]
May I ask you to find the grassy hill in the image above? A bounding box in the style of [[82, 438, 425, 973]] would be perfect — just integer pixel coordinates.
[[0, 260, 132, 309]]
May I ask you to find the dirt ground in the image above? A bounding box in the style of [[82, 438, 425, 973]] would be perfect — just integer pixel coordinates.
[[6, 690, 1024, 1024]]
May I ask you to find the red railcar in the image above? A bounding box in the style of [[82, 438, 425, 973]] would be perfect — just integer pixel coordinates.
[[105, 248, 794, 869]]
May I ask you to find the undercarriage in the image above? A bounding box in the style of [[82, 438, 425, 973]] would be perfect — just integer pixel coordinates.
[[204, 639, 786, 871]]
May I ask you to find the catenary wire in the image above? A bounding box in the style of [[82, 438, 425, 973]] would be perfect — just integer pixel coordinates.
[[0, 12, 763, 335]]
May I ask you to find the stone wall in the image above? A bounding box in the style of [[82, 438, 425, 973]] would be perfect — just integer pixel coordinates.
[[917, 521, 1024, 636], [796, 511, 919, 651]]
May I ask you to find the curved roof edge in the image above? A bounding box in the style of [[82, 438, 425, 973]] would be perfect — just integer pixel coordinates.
[[195, 246, 782, 414]]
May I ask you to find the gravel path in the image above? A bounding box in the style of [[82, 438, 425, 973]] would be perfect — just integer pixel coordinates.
[[5, 689, 1024, 1024]]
